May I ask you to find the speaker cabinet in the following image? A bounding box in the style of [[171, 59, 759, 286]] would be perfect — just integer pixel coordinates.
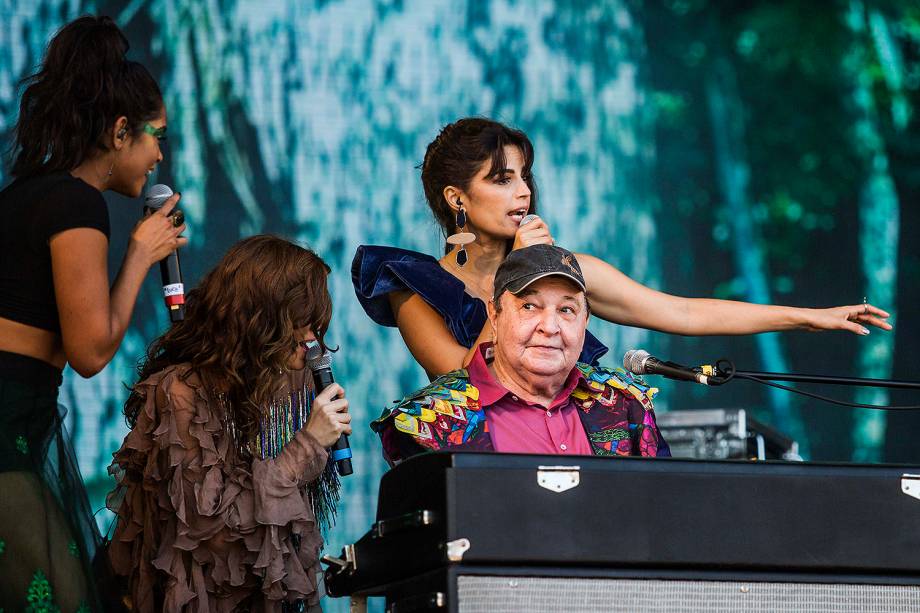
[[382, 567, 920, 613]]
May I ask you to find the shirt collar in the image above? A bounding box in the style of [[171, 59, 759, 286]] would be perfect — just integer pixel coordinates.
[[466, 342, 586, 409]]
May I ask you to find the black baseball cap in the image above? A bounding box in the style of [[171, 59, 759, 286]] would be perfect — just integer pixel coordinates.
[[493, 244, 587, 301]]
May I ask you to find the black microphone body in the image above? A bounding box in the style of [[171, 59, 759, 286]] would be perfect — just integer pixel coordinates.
[[623, 349, 710, 385], [310, 356, 353, 477], [157, 250, 184, 323], [144, 184, 184, 322], [646, 357, 709, 385]]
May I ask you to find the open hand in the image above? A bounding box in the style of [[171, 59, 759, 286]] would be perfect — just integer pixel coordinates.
[[803, 303, 892, 335]]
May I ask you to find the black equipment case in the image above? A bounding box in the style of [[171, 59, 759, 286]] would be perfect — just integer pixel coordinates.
[[324, 452, 920, 610]]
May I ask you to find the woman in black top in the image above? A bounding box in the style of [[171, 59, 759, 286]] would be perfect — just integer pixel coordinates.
[[0, 16, 185, 611]]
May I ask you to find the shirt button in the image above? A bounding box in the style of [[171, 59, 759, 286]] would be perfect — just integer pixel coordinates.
[[546, 410, 553, 417], [511, 395, 518, 401], [560, 443, 568, 451]]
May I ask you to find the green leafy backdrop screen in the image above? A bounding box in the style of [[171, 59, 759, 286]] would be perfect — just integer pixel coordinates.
[[2, 0, 919, 599]]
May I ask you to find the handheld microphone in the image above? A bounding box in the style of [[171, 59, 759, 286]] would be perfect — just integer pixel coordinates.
[[623, 349, 710, 385], [144, 184, 184, 322], [519, 213, 539, 226], [306, 346, 353, 476]]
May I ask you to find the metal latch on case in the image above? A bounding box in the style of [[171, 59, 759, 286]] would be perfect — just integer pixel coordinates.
[[537, 465, 581, 493], [321, 543, 357, 575], [445, 538, 470, 562], [901, 474, 920, 501]]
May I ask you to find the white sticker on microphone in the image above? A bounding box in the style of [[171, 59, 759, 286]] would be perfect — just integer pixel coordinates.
[[163, 283, 184, 296]]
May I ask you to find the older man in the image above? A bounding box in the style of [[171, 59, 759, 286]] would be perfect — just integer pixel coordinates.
[[372, 244, 670, 464]]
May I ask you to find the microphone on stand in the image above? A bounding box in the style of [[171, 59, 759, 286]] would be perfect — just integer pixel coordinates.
[[623, 349, 711, 385], [144, 184, 185, 322], [306, 345, 353, 476]]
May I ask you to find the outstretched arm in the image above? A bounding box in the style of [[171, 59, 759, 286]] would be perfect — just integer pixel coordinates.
[[575, 253, 891, 336]]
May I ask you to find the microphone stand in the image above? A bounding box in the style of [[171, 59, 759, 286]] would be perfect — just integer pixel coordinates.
[[710, 364, 920, 391]]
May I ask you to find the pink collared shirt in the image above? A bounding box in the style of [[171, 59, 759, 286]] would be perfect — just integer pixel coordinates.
[[466, 344, 595, 455]]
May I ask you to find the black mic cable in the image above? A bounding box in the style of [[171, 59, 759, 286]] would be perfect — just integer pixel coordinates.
[[306, 346, 353, 476], [144, 184, 185, 322], [713, 359, 920, 411]]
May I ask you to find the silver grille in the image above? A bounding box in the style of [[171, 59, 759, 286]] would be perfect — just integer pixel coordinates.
[[144, 183, 174, 209], [622, 349, 651, 375], [456, 576, 920, 612]]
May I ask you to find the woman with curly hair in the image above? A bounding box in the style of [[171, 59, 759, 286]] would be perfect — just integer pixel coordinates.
[[107, 235, 351, 612], [0, 15, 184, 612]]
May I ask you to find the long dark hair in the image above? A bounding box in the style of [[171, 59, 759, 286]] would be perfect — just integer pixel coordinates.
[[124, 235, 334, 440], [421, 117, 538, 252], [10, 15, 163, 177]]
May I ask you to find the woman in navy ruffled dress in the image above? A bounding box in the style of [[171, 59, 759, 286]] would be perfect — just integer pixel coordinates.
[[352, 118, 890, 379]]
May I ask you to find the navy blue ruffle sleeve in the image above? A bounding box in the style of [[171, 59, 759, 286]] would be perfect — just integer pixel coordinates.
[[351, 245, 609, 366]]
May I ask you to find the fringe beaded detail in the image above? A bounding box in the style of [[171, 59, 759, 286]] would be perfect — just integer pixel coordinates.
[[219, 383, 341, 533], [254, 386, 312, 460]]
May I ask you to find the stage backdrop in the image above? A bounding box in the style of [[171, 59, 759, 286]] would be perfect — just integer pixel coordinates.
[[2, 0, 919, 608]]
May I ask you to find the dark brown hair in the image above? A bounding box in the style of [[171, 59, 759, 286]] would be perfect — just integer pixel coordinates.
[[9, 15, 163, 177], [421, 118, 538, 251], [124, 235, 333, 438]]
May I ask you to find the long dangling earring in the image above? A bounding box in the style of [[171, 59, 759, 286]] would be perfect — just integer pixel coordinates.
[[103, 158, 115, 187], [446, 200, 475, 266]]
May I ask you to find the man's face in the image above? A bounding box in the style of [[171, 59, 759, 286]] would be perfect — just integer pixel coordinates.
[[489, 276, 589, 380]]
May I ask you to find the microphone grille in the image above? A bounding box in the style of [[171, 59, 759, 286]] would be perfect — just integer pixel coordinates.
[[307, 347, 332, 371], [519, 213, 539, 226], [145, 184, 174, 210], [623, 349, 651, 375]]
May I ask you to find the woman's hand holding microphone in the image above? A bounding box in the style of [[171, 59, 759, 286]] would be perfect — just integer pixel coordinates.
[[305, 383, 352, 448], [512, 214, 554, 251], [130, 191, 188, 267]]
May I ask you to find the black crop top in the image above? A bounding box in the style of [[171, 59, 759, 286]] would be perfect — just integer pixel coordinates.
[[0, 172, 110, 333]]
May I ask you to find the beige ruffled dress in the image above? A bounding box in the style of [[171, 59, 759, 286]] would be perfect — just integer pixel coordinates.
[[107, 364, 328, 612]]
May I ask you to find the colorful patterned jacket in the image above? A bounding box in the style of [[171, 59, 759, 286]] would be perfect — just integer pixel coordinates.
[[372, 363, 670, 465]]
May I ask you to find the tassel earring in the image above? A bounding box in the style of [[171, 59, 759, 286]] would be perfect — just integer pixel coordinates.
[[446, 200, 475, 266]]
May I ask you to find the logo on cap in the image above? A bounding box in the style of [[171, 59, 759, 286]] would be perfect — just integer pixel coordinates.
[[561, 254, 579, 276]]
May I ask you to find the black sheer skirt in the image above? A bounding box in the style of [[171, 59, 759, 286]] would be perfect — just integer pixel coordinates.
[[0, 351, 102, 612]]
